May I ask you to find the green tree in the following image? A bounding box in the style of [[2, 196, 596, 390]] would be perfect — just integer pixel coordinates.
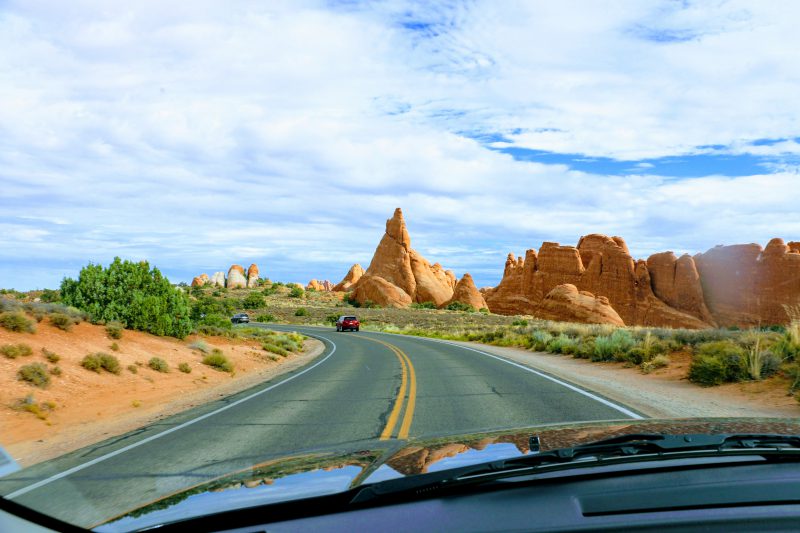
[[61, 258, 192, 338]]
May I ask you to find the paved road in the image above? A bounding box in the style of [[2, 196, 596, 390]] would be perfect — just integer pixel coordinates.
[[0, 325, 641, 527]]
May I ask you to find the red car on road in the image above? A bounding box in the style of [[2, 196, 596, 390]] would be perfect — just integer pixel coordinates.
[[336, 315, 359, 332]]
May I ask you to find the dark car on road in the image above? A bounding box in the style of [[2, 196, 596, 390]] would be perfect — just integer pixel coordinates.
[[336, 315, 359, 332], [231, 313, 250, 324]]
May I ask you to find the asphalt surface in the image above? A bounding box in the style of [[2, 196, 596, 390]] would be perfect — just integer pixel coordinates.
[[0, 325, 640, 528]]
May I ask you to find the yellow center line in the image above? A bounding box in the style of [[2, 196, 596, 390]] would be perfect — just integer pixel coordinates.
[[360, 336, 417, 440]]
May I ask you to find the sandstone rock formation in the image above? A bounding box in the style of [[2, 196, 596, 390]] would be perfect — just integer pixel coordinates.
[[333, 264, 364, 292], [486, 234, 800, 328], [209, 272, 226, 287], [191, 273, 209, 287], [535, 284, 625, 326], [693, 238, 800, 326], [246, 264, 260, 288], [485, 235, 711, 329], [445, 273, 487, 310], [306, 279, 334, 292], [226, 265, 247, 289], [350, 208, 455, 308]]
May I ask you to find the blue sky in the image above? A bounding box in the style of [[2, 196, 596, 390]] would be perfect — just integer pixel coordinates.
[[2, 0, 800, 291]]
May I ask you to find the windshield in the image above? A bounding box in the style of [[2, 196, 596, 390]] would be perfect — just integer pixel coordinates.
[[1, 1, 799, 531]]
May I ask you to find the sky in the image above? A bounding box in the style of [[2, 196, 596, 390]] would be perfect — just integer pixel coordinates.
[[2, 0, 800, 291]]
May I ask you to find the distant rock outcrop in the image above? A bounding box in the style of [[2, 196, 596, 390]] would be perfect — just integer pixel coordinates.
[[191, 274, 209, 287], [209, 272, 226, 287], [307, 279, 334, 292], [226, 265, 247, 289], [535, 284, 625, 326], [333, 264, 364, 292], [350, 208, 455, 308], [485, 234, 800, 328], [247, 264, 260, 288], [445, 273, 487, 310]]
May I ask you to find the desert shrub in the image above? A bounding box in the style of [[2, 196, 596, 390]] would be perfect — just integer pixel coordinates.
[[758, 351, 782, 378], [445, 301, 476, 312], [81, 352, 121, 374], [15, 395, 54, 420], [574, 339, 596, 359], [546, 334, 578, 354], [772, 322, 800, 361], [688, 355, 727, 386], [255, 313, 277, 322], [203, 349, 233, 372], [294, 307, 309, 317], [242, 292, 266, 309], [641, 355, 670, 374], [127, 364, 138, 374], [0, 311, 35, 333], [50, 365, 62, 376], [529, 330, 553, 351], [1, 343, 33, 359], [262, 343, 288, 357], [195, 313, 233, 334], [110, 342, 120, 351], [39, 289, 61, 303], [688, 341, 746, 385], [60, 257, 192, 338], [18, 363, 50, 388], [479, 307, 490, 314], [148, 357, 169, 373], [81, 353, 102, 372], [190, 295, 236, 321], [593, 329, 635, 362], [106, 321, 124, 339], [288, 286, 304, 298], [42, 348, 60, 363], [324, 314, 340, 324], [625, 347, 648, 365], [178, 362, 191, 374], [49, 312, 79, 331], [410, 302, 437, 310], [511, 319, 529, 327], [188, 340, 210, 353]]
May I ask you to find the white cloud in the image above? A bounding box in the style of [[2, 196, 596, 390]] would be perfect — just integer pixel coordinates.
[[1, 1, 800, 290]]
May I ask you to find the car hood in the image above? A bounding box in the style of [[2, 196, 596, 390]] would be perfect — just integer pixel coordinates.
[[96, 417, 800, 532]]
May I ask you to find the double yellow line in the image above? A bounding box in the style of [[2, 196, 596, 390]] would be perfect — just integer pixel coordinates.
[[362, 337, 417, 440]]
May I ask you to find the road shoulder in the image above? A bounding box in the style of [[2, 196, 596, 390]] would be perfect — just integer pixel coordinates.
[[446, 340, 799, 419]]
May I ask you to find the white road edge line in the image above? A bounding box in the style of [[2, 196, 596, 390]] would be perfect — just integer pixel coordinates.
[[6, 333, 337, 500], [368, 330, 644, 420]]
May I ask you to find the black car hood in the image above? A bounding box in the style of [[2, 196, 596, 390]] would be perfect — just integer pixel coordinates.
[[96, 417, 800, 532]]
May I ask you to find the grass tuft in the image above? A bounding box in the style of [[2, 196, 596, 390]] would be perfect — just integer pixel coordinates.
[[148, 357, 169, 373], [2, 343, 33, 359]]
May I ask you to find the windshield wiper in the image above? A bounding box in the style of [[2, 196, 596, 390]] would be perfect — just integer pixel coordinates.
[[351, 433, 800, 505]]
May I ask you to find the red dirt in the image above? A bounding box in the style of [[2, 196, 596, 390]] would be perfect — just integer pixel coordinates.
[[0, 319, 320, 467]]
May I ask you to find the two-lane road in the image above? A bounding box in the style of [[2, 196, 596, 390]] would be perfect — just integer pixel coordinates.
[[0, 325, 641, 527]]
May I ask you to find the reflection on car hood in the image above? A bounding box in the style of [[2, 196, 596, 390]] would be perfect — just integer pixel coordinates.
[[96, 417, 800, 532]]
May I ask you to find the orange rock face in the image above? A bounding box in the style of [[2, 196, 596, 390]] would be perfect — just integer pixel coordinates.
[[226, 265, 247, 289], [694, 238, 800, 327], [351, 208, 454, 307], [333, 264, 364, 292], [445, 273, 488, 310], [191, 273, 209, 287], [487, 234, 800, 328], [246, 264, 260, 288], [535, 284, 625, 326]]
